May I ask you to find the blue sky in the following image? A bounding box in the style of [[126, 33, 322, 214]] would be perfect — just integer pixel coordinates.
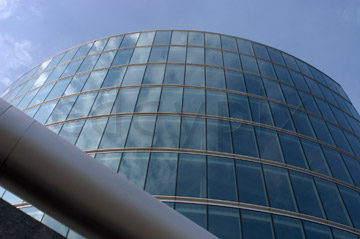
[[0, 0, 359, 112]]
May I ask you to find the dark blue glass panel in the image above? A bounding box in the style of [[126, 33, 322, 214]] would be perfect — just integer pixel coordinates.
[[331, 106, 352, 131], [322, 146, 353, 184], [236, 160, 267, 206], [188, 32, 204, 46], [145, 153, 177, 195], [315, 178, 352, 226], [291, 109, 315, 138], [263, 78, 285, 102], [112, 49, 134, 66], [118, 152, 149, 188], [125, 115, 156, 147], [175, 203, 207, 229], [208, 157, 237, 201], [142, 65, 165, 84], [339, 186, 360, 229], [281, 84, 302, 108], [241, 210, 274, 238], [289, 171, 325, 218], [186, 47, 204, 64], [206, 90, 228, 117], [182, 88, 205, 114], [206, 48, 223, 67], [240, 55, 259, 74], [153, 116, 180, 148], [305, 77, 324, 98], [149, 46, 169, 63], [99, 116, 131, 149], [176, 154, 206, 198], [231, 122, 258, 157], [207, 119, 233, 153], [255, 127, 284, 163], [274, 65, 293, 84], [320, 85, 338, 107], [249, 98, 274, 126], [228, 93, 251, 120], [223, 52, 241, 70], [205, 33, 221, 48], [263, 165, 297, 212], [244, 74, 265, 97], [315, 98, 337, 123], [300, 139, 331, 176], [153, 31, 171, 45], [296, 60, 313, 77], [298, 91, 320, 115], [158, 87, 183, 113], [290, 70, 309, 91], [273, 215, 305, 239], [332, 228, 358, 239], [101, 67, 126, 88], [268, 47, 284, 65], [252, 43, 269, 60], [225, 70, 245, 92], [269, 102, 295, 131], [303, 221, 333, 239], [206, 67, 225, 89], [278, 133, 308, 169], [257, 59, 276, 78], [282, 53, 299, 70], [327, 123, 353, 154], [180, 116, 206, 150], [95, 153, 122, 172], [343, 154, 360, 187], [112, 88, 140, 113], [185, 66, 205, 86], [164, 65, 185, 85], [208, 206, 241, 239], [309, 115, 335, 145]]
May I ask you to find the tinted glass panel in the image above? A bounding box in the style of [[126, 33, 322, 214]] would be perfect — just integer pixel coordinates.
[[282, 84, 302, 108], [112, 49, 134, 66], [182, 88, 205, 114], [148, 46, 168, 63], [237, 39, 253, 55], [255, 127, 283, 163], [241, 210, 273, 238], [301, 139, 331, 176], [252, 43, 269, 60], [143, 65, 165, 85], [207, 119, 233, 153], [208, 206, 241, 239], [95, 153, 122, 172], [129, 48, 150, 64], [171, 31, 187, 45], [120, 33, 139, 48], [279, 133, 308, 169], [153, 31, 171, 45], [240, 55, 259, 74], [119, 152, 149, 188], [303, 221, 333, 239], [158, 87, 183, 113], [82, 70, 107, 91], [164, 65, 185, 85], [339, 186, 360, 229], [75, 118, 107, 150], [137, 32, 155, 46], [223, 52, 241, 70], [112, 88, 140, 113], [104, 35, 123, 51], [268, 48, 284, 65], [221, 35, 237, 51], [101, 67, 126, 88], [125, 115, 156, 147], [205, 33, 221, 48], [322, 146, 353, 184], [273, 215, 305, 239], [185, 66, 205, 86], [47, 96, 77, 123], [186, 47, 204, 64], [167, 46, 186, 63], [269, 102, 295, 131], [180, 116, 206, 150], [121, 65, 146, 86], [257, 59, 276, 78], [205, 48, 223, 67], [244, 74, 265, 97], [206, 67, 225, 89], [99, 116, 131, 149], [249, 98, 274, 126], [228, 93, 251, 120], [309, 115, 334, 145], [274, 65, 293, 84], [89, 90, 117, 116], [291, 109, 315, 138], [153, 116, 180, 148], [58, 120, 85, 145], [67, 92, 97, 119], [231, 122, 258, 157], [225, 70, 245, 92], [263, 78, 285, 102], [188, 32, 204, 46], [175, 203, 207, 229], [206, 90, 228, 117]]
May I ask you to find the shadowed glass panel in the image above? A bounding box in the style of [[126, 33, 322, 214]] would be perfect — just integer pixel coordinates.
[[208, 206, 241, 239], [225, 70, 245, 92], [291, 109, 315, 138], [315, 98, 337, 123], [301, 139, 331, 176], [343, 155, 360, 187], [273, 215, 305, 239], [322, 146, 353, 184], [241, 210, 273, 239], [118, 152, 149, 189], [244, 74, 265, 97], [228, 93, 251, 120], [268, 48, 284, 65], [269, 102, 295, 131], [332, 229, 358, 239], [125, 115, 156, 147], [99, 116, 131, 149], [263, 78, 285, 102], [309, 116, 334, 145], [281, 84, 302, 108], [231, 122, 258, 157], [223, 51, 241, 70], [175, 203, 207, 229], [42, 215, 68, 236], [339, 186, 360, 229], [282, 53, 299, 70], [240, 55, 259, 74], [305, 77, 324, 98], [303, 221, 333, 239], [207, 119, 233, 153], [249, 97, 274, 126], [75, 118, 107, 150], [279, 133, 308, 169], [290, 70, 309, 91], [298, 91, 320, 115], [274, 65, 293, 84], [255, 127, 283, 163], [327, 123, 353, 154]]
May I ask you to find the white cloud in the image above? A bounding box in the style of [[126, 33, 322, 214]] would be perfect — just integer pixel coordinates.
[[0, 33, 34, 93], [0, 0, 17, 19]]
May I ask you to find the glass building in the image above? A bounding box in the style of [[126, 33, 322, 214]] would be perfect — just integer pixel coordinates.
[[1, 30, 360, 239]]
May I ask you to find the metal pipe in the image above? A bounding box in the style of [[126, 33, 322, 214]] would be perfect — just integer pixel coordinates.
[[0, 98, 218, 239]]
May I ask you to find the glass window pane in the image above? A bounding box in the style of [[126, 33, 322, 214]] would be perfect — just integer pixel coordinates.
[[255, 127, 283, 162], [101, 67, 126, 88], [208, 157, 237, 201], [145, 153, 177, 195], [332, 228, 358, 239], [269, 102, 295, 131], [205, 48, 223, 67], [315, 98, 337, 123], [94, 51, 116, 70], [180, 116, 206, 150], [208, 206, 241, 239], [104, 35, 123, 51], [119, 152, 149, 189], [279, 133, 308, 169], [143, 65, 165, 85], [46, 78, 71, 100], [58, 120, 85, 145], [327, 123, 353, 154], [244, 74, 265, 97], [185, 65, 205, 86], [298, 91, 320, 115], [121, 65, 146, 86], [73, 43, 92, 59], [322, 146, 353, 184], [258, 59, 276, 78], [291, 109, 315, 138], [42, 215, 68, 236], [273, 215, 305, 239], [305, 77, 324, 98], [281, 84, 302, 108], [282, 53, 299, 70], [112, 49, 134, 66], [186, 47, 204, 64], [20, 206, 44, 221], [237, 39, 253, 55], [164, 65, 185, 85], [296, 60, 313, 77], [30, 83, 55, 105], [135, 87, 161, 112], [64, 74, 89, 96], [290, 171, 325, 218], [231, 122, 258, 157], [241, 210, 274, 238], [221, 35, 237, 51], [274, 65, 293, 84], [182, 88, 205, 114], [176, 154, 206, 198], [339, 186, 360, 229], [59, 48, 78, 64], [175, 203, 207, 229], [75, 118, 107, 150], [188, 32, 204, 46], [95, 153, 122, 172], [148, 46, 168, 63], [129, 47, 150, 64], [301, 139, 331, 176], [309, 116, 334, 145], [82, 70, 107, 92], [343, 155, 360, 187], [67, 92, 97, 119], [303, 221, 333, 239], [263, 165, 297, 211], [263, 78, 285, 102], [67, 230, 85, 239], [99, 116, 131, 149], [77, 54, 100, 73], [268, 47, 284, 65], [171, 31, 187, 45], [18, 89, 39, 109], [34, 101, 58, 124], [120, 33, 139, 48], [112, 88, 140, 113], [206, 90, 228, 117], [167, 46, 186, 63], [47, 96, 77, 123], [249, 97, 274, 126], [153, 116, 180, 148], [61, 59, 83, 78], [206, 67, 225, 89], [236, 160, 267, 206], [207, 119, 233, 153], [154, 31, 171, 45], [240, 55, 259, 74], [290, 70, 309, 91], [225, 70, 245, 92], [205, 33, 221, 48], [223, 51, 241, 70], [88, 39, 107, 54], [125, 115, 156, 147], [158, 87, 183, 113], [252, 43, 269, 60], [136, 32, 155, 46], [89, 89, 117, 116], [315, 178, 352, 226]]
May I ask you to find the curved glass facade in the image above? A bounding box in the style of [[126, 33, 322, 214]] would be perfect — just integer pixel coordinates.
[[1, 30, 360, 239]]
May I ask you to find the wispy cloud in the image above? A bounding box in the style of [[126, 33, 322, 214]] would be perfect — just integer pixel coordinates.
[[0, 33, 34, 93], [0, 0, 18, 19], [341, 4, 360, 25]]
